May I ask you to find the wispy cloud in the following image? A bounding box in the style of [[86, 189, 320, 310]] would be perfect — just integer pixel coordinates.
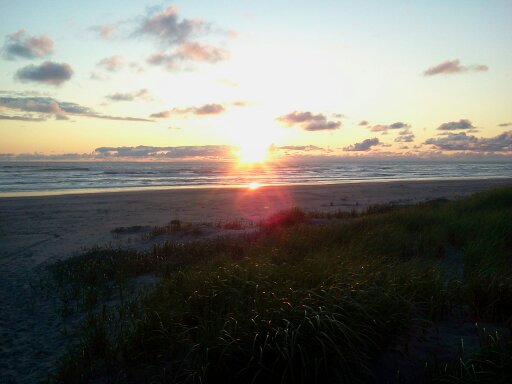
[[87, 114, 152, 122], [425, 131, 512, 152], [176, 42, 228, 62], [0, 114, 46, 122], [270, 145, 332, 157], [343, 138, 380, 151], [423, 59, 488, 76], [277, 111, 341, 131], [97, 55, 124, 72], [2, 30, 54, 59], [147, 42, 229, 70], [90, 23, 119, 40], [15, 61, 73, 86], [93, 56, 143, 78], [368, 121, 410, 134], [0, 95, 152, 122], [151, 103, 230, 118], [275, 145, 324, 152], [105, 89, 152, 102]]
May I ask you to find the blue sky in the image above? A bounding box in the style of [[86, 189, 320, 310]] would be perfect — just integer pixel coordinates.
[[1, 1, 511, 160]]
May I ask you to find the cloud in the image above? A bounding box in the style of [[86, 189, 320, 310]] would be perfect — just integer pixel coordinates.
[[106, 89, 151, 102], [136, 5, 209, 45], [276, 145, 323, 151], [0, 114, 46, 122], [2, 30, 54, 59], [147, 42, 229, 70], [138, 6, 230, 71], [230, 101, 249, 107], [146, 51, 170, 66], [394, 127, 416, 143], [87, 114, 152, 122], [389, 122, 408, 129], [0, 95, 152, 122], [94, 57, 142, 77], [498, 122, 511, 127], [1, 96, 55, 112], [0, 145, 237, 161], [97, 55, 124, 72], [394, 133, 415, 143], [368, 121, 410, 134], [425, 131, 512, 152], [277, 111, 341, 131], [94, 145, 233, 159], [90, 71, 110, 81], [219, 78, 238, 87], [0, 152, 91, 161], [437, 119, 475, 131], [176, 42, 228, 62], [149, 110, 172, 118], [423, 59, 489, 76], [189, 104, 225, 115], [305, 121, 341, 131], [269, 145, 332, 157], [343, 138, 380, 152], [15, 61, 73, 86], [91, 23, 118, 39], [150, 103, 225, 118], [358, 120, 369, 126]]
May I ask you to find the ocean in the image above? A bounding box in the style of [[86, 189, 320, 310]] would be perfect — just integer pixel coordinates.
[[1, 160, 511, 197]]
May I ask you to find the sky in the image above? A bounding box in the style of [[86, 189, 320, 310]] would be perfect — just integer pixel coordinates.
[[0, 0, 511, 161]]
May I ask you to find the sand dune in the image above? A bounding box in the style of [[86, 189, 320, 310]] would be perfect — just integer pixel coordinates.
[[1, 178, 512, 382]]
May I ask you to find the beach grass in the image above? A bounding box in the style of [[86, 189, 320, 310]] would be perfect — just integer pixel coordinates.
[[49, 187, 512, 383]]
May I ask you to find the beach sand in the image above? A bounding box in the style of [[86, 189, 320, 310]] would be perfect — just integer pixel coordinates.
[[1, 178, 511, 382]]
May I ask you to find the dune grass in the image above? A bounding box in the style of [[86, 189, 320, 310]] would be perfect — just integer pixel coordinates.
[[49, 187, 512, 383]]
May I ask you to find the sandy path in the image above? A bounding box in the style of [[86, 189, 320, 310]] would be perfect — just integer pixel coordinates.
[[1, 178, 511, 383]]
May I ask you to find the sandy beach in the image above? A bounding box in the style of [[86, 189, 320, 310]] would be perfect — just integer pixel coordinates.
[[1, 177, 512, 383]]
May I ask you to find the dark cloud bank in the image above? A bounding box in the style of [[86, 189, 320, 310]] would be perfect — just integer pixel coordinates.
[[425, 131, 512, 152]]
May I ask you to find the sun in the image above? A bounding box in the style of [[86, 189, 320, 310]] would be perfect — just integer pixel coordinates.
[[236, 142, 270, 163], [247, 182, 261, 190]]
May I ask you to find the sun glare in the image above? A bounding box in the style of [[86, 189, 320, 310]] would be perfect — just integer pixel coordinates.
[[237, 143, 270, 163], [247, 182, 261, 190]]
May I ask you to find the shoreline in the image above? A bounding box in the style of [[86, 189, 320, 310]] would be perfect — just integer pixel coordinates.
[[2, 178, 512, 267], [1, 175, 511, 199]]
